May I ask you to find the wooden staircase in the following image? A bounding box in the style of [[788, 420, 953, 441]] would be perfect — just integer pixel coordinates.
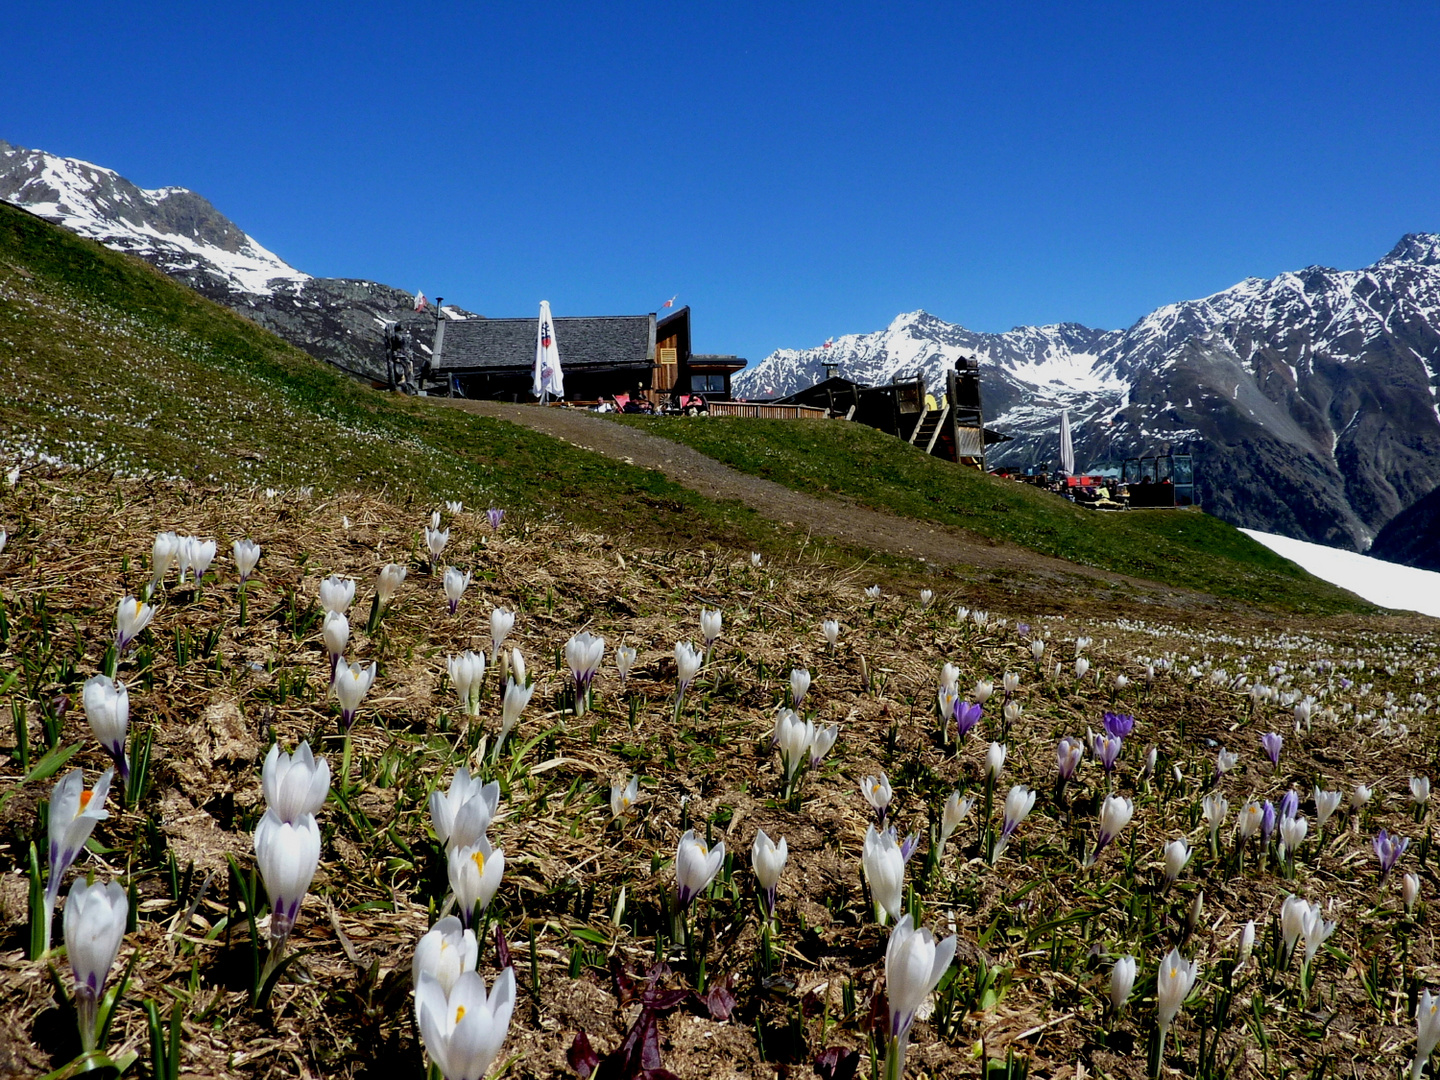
[[908, 406, 950, 455]]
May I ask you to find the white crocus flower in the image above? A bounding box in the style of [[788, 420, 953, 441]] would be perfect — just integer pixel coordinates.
[[939, 791, 976, 850], [416, 968, 516, 1080], [448, 836, 505, 924], [1352, 783, 1373, 809], [993, 785, 1036, 862], [189, 537, 217, 582], [610, 775, 639, 819], [45, 768, 113, 907], [865, 585, 881, 600], [1089, 795, 1134, 864], [1405, 872, 1422, 914], [883, 914, 956, 1075], [319, 575, 356, 614], [700, 608, 723, 650], [1314, 787, 1342, 829], [448, 651, 487, 717], [430, 511, 442, 530], [1279, 814, 1308, 857], [64, 877, 128, 1052], [430, 768, 501, 850], [1414, 990, 1440, 1080], [973, 680, 993, 704], [862, 825, 905, 925], [496, 675, 534, 756], [114, 596, 155, 653], [1280, 894, 1309, 963], [1202, 792, 1229, 841], [425, 526, 450, 565], [489, 607, 515, 666], [1075, 657, 1090, 680], [1110, 954, 1137, 1014], [412, 916, 478, 1007], [0, 529, 6, 554], [377, 562, 408, 605], [1155, 948, 1198, 1037], [808, 723, 839, 767], [939, 663, 960, 693], [919, 589, 934, 609], [775, 710, 815, 782], [1413, 777, 1432, 807], [148, 531, 180, 595], [262, 741, 330, 823], [1234, 920, 1256, 976], [254, 810, 322, 944], [1216, 748, 1238, 776], [752, 829, 788, 915], [615, 645, 637, 686], [1030, 639, 1046, 660], [675, 830, 725, 908], [750, 552, 762, 566], [1162, 839, 1191, 886], [334, 659, 377, 730], [861, 773, 893, 823], [1003, 671, 1020, 695], [790, 668, 811, 709], [233, 539, 261, 581], [822, 619, 841, 648], [565, 631, 605, 713], [323, 610, 350, 682], [81, 675, 129, 778], [1300, 902, 1336, 966], [443, 566, 471, 616], [985, 741, 1007, 780]]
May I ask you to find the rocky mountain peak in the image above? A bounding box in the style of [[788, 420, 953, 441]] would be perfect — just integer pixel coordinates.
[[1374, 232, 1440, 267]]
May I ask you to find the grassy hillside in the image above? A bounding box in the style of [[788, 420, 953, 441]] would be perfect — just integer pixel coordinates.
[[0, 202, 779, 554], [610, 416, 1374, 614]]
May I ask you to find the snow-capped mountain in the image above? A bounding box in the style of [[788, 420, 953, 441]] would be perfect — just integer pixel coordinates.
[[0, 140, 452, 379], [738, 239, 1440, 554]]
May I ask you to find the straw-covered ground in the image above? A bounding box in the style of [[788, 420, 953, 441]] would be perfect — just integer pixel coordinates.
[[0, 470, 1437, 1080]]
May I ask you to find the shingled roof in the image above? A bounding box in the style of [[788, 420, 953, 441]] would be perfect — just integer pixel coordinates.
[[434, 315, 656, 372]]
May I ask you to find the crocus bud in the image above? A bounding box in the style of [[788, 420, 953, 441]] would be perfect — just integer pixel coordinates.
[[487, 507, 505, 530], [1075, 657, 1090, 680], [412, 916, 479, 1003], [1203, 792, 1228, 837], [821, 619, 841, 648], [751, 829, 788, 915], [376, 562, 407, 604], [675, 829, 724, 909], [675, 642, 703, 690], [149, 531, 179, 594], [1413, 777, 1432, 807], [1234, 920, 1255, 975], [319, 575, 356, 614], [700, 608, 722, 647], [323, 611, 349, 680], [1280, 894, 1308, 961], [233, 539, 261, 581], [1260, 731, 1283, 767], [986, 741, 1007, 780], [443, 566, 470, 616], [262, 741, 330, 823], [1090, 795, 1134, 864], [1110, 954, 1136, 1014], [416, 968, 516, 1080], [497, 675, 534, 753], [1030, 639, 1045, 660], [64, 877, 128, 1051], [1314, 787, 1342, 829], [862, 824, 905, 924], [790, 668, 811, 709], [565, 631, 605, 708], [448, 651, 486, 716], [1056, 737, 1084, 782], [939, 791, 975, 848], [1405, 872, 1421, 913], [1163, 839, 1191, 885], [254, 810, 321, 944], [776, 711, 815, 781], [1352, 784, 1373, 809], [81, 675, 129, 778], [993, 785, 1036, 862], [490, 607, 515, 664]]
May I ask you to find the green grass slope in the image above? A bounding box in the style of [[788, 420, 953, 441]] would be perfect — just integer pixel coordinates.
[[0, 202, 778, 553], [610, 416, 1375, 614]]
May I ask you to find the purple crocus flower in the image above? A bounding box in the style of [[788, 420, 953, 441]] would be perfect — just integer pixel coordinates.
[[1260, 801, 1276, 844], [1102, 711, 1135, 739], [897, 830, 921, 864], [1340, 678, 1352, 690], [1091, 732, 1123, 773], [1279, 788, 1299, 822], [486, 507, 504, 530], [1017, 623, 1031, 637], [1261, 732, 1283, 767], [954, 700, 983, 739], [1374, 829, 1409, 880]]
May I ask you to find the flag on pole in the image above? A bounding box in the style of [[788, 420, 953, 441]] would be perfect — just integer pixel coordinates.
[[414, 292, 428, 312], [823, 337, 833, 349], [662, 295, 677, 308], [533, 300, 565, 401]]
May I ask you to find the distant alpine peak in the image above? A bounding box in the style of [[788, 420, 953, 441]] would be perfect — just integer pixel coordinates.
[[1374, 232, 1440, 267], [0, 139, 308, 295]]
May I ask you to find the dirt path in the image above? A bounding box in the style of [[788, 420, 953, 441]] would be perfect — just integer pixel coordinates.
[[433, 399, 1190, 602]]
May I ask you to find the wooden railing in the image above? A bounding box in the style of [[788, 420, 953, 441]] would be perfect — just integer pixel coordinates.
[[705, 401, 828, 420]]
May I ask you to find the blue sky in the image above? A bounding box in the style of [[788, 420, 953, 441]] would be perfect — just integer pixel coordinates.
[[8, 1, 1439, 362]]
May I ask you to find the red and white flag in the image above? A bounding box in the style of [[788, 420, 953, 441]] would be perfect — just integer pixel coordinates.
[[662, 295, 677, 309], [823, 337, 833, 349], [414, 292, 428, 312]]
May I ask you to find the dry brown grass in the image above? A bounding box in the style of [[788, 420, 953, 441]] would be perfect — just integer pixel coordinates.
[[0, 470, 1437, 1080]]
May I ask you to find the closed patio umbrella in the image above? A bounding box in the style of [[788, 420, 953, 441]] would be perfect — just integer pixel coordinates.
[[1059, 409, 1075, 476], [533, 300, 565, 401]]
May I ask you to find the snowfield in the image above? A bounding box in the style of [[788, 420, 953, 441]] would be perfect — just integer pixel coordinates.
[[1241, 528, 1440, 617]]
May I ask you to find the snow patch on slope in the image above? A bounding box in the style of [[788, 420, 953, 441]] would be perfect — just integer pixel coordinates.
[[1241, 529, 1440, 617]]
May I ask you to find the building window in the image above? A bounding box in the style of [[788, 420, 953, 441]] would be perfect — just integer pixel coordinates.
[[690, 374, 725, 393]]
